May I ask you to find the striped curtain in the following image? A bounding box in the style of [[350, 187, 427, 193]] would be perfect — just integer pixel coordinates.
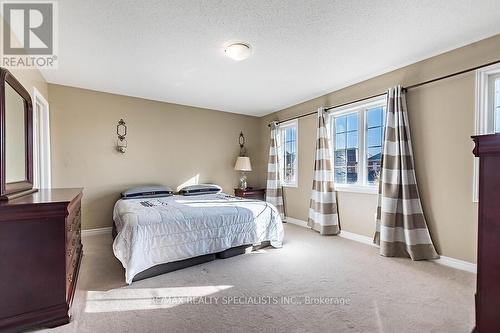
[[266, 122, 285, 218], [374, 86, 438, 260], [308, 107, 340, 235]]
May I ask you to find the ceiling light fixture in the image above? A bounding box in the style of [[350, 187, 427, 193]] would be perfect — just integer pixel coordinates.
[[224, 42, 252, 61]]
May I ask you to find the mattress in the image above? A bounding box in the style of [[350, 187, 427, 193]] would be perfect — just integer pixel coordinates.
[[112, 193, 284, 284]]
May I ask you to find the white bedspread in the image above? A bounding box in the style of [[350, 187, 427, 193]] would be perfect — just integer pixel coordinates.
[[112, 193, 284, 284]]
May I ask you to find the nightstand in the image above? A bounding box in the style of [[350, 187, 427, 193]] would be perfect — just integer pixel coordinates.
[[234, 188, 266, 200]]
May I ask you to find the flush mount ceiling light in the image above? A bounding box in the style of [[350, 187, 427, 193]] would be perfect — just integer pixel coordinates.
[[224, 42, 252, 61]]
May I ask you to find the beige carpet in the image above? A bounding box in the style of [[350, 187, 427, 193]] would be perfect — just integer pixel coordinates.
[[38, 224, 475, 333]]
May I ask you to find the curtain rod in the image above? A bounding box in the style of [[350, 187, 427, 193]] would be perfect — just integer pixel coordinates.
[[268, 58, 500, 127]]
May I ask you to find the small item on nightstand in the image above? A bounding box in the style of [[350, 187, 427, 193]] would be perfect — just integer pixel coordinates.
[[234, 187, 265, 201]]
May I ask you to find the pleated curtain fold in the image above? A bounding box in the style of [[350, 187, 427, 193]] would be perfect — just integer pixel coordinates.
[[308, 107, 340, 235], [374, 86, 438, 260], [266, 122, 285, 218]]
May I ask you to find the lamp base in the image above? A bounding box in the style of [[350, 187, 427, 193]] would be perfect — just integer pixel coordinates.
[[239, 172, 248, 190]]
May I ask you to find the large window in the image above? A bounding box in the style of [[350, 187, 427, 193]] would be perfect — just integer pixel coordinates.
[[330, 96, 386, 193], [279, 119, 298, 187], [474, 67, 500, 202]]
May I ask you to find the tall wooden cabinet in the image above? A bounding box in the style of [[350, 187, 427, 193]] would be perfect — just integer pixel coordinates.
[[0, 188, 83, 332], [472, 134, 500, 333]]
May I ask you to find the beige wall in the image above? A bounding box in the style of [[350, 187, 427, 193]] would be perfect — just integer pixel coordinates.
[[9, 67, 49, 101], [259, 34, 500, 263], [48, 84, 262, 230]]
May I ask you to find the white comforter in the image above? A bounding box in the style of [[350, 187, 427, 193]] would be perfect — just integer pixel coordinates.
[[113, 193, 284, 284]]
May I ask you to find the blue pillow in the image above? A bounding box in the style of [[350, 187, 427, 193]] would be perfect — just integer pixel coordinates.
[[178, 184, 222, 196], [121, 185, 173, 199]]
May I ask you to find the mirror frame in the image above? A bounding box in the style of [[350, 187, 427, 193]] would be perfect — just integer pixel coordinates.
[[0, 68, 34, 199]]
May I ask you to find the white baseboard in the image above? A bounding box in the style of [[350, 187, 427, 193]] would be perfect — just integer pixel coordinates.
[[283, 217, 476, 273], [339, 230, 378, 247], [432, 256, 477, 274], [81, 227, 112, 237], [284, 217, 309, 228]]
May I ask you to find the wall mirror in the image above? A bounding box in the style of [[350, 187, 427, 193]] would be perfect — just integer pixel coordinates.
[[0, 68, 34, 200]]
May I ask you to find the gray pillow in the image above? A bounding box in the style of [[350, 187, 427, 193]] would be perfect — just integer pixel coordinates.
[[178, 184, 222, 196], [121, 185, 173, 199]]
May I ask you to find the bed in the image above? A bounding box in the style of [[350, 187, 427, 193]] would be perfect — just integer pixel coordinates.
[[112, 192, 284, 284]]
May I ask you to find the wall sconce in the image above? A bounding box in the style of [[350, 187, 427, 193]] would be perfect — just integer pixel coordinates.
[[116, 119, 127, 153]]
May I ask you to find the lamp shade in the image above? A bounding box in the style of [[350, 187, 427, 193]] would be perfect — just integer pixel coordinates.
[[234, 156, 252, 171]]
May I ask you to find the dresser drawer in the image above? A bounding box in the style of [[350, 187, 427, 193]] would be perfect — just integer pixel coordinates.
[[234, 188, 266, 201], [66, 245, 82, 301], [66, 232, 81, 268], [66, 211, 81, 242], [66, 202, 81, 228]]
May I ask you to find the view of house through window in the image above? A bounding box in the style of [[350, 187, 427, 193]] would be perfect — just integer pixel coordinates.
[[280, 120, 298, 187], [331, 97, 386, 189], [366, 106, 385, 184], [334, 113, 359, 184]]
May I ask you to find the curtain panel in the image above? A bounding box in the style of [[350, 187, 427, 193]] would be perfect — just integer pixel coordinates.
[[266, 122, 285, 218], [307, 107, 340, 235], [374, 86, 438, 260]]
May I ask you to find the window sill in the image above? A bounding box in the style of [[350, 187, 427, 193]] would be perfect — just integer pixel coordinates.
[[282, 183, 298, 188], [334, 184, 378, 195]]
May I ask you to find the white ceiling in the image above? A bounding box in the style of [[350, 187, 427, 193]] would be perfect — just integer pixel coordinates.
[[41, 0, 500, 116]]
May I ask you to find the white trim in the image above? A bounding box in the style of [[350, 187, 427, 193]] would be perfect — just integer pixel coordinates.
[[431, 256, 477, 274], [32, 87, 51, 189], [339, 230, 377, 247], [81, 227, 112, 237], [334, 184, 378, 195], [284, 218, 476, 273], [283, 217, 309, 228], [473, 64, 500, 202]]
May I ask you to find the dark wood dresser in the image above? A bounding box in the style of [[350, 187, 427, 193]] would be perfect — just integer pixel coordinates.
[[234, 188, 266, 200], [472, 134, 500, 333], [0, 188, 83, 332]]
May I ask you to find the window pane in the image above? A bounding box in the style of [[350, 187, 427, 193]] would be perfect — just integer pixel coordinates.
[[346, 166, 358, 184], [336, 133, 346, 149], [346, 148, 358, 165], [367, 160, 382, 185], [347, 114, 358, 131], [334, 167, 347, 184], [335, 116, 347, 133], [280, 122, 297, 185], [367, 107, 383, 128], [286, 127, 296, 142], [334, 150, 346, 166], [367, 127, 382, 147], [496, 108, 500, 133], [346, 131, 358, 148], [367, 146, 382, 160]]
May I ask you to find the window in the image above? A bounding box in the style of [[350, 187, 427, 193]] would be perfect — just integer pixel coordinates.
[[330, 96, 386, 193], [495, 77, 500, 133], [279, 119, 298, 187], [474, 66, 500, 202]]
